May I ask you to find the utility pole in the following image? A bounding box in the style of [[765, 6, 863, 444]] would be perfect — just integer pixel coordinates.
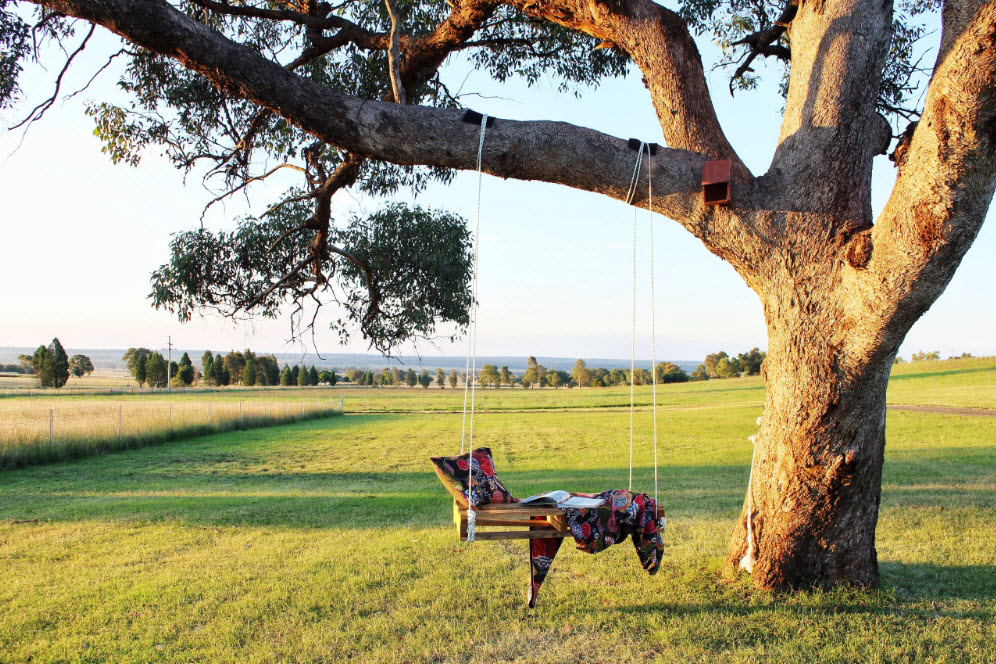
[[166, 335, 173, 393]]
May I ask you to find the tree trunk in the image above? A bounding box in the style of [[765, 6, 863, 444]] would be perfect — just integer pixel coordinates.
[[724, 259, 895, 588]]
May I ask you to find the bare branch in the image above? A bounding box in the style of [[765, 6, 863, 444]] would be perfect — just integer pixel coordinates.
[[728, 0, 796, 94], [63, 47, 126, 100], [9, 23, 95, 130], [868, 0, 996, 342], [200, 163, 306, 221]]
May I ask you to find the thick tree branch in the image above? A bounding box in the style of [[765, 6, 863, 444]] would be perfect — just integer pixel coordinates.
[[400, 0, 498, 89], [503, 0, 742, 165], [769, 0, 893, 225], [861, 0, 996, 347]]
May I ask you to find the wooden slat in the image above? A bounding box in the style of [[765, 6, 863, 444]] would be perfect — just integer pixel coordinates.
[[459, 514, 552, 524], [471, 518, 555, 528], [453, 499, 570, 541], [461, 504, 565, 516], [547, 513, 569, 533], [461, 530, 565, 541]]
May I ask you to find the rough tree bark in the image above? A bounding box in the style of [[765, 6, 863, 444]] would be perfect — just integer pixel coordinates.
[[24, 0, 996, 589]]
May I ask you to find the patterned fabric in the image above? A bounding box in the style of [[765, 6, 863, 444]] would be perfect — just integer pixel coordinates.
[[528, 536, 563, 609], [528, 489, 665, 607], [430, 447, 517, 507]]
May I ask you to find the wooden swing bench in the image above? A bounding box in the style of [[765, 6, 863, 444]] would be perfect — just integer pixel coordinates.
[[453, 501, 569, 541], [434, 466, 570, 541]]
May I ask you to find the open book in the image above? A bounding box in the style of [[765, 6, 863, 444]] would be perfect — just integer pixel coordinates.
[[518, 490, 606, 509]]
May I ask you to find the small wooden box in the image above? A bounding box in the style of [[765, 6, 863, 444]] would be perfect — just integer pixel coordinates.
[[702, 159, 731, 206]]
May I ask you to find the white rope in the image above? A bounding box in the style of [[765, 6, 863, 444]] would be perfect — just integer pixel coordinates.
[[625, 143, 644, 206], [628, 142, 644, 492], [460, 114, 488, 542], [739, 416, 763, 572], [647, 150, 658, 507]]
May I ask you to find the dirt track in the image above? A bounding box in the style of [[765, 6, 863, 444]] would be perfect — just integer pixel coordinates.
[[888, 404, 996, 418]]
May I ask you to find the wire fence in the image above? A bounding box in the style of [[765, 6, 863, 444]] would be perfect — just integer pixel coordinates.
[[0, 396, 344, 469], [0, 384, 342, 399]]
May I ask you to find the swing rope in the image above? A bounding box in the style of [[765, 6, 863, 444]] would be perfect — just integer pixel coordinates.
[[625, 142, 659, 503], [460, 127, 663, 542], [648, 151, 658, 506], [460, 113, 488, 542], [628, 148, 641, 491]]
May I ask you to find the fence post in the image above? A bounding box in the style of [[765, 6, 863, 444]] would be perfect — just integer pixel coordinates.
[[170, 403, 174, 430], [49, 409, 53, 452], [209, 403, 213, 426], [264, 401, 268, 420], [284, 399, 287, 418], [240, 400, 243, 425], [118, 406, 122, 442], [300, 400, 304, 416]]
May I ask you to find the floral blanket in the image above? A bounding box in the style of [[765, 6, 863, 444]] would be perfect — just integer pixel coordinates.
[[528, 489, 664, 607]]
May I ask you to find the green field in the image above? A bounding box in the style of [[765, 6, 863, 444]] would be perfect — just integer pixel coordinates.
[[1, 359, 994, 663]]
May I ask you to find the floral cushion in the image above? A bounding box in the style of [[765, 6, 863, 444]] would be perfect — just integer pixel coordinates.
[[431, 447, 517, 507]]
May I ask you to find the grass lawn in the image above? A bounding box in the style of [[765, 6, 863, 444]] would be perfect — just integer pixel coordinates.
[[1, 391, 994, 663]]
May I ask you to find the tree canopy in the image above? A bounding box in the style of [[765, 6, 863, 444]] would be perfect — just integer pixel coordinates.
[[3, 0, 949, 354], [68, 354, 94, 378]]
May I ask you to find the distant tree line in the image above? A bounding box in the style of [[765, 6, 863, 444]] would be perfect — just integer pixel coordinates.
[[120, 348, 338, 389], [330, 353, 769, 391], [686, 348, 767, 381], [279, 363, 337, 387], [343, 367, 439, 388], [11, 338, 93, 388], [894, 351, 972, 364]]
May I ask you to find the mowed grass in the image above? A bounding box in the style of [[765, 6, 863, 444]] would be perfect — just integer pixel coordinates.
[[1, 395, 994, 663]]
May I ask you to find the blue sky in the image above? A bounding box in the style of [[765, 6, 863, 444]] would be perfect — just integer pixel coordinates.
[[1, 9, 993, 363]]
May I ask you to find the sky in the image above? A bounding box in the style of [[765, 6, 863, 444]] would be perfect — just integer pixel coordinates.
[[1, 8, 993, 364]]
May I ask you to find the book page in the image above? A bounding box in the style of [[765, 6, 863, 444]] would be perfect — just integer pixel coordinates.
[[519, 490, 570, 505], [558, 496, 606, 509]]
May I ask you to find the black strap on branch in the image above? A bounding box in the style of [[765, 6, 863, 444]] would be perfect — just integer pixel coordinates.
[[628, 138, 659, 155], [462, 110, 496, 127]]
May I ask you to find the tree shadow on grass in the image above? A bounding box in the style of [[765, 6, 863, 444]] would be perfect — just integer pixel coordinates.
[[0, 465, 751, 528], [888, 365, 995, 381], [1, 461, 994, 541], [879, 562, 996, 602], [613, 563, 996, 619]]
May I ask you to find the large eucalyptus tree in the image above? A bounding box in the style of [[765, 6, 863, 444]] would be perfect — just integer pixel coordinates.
[[3, 0, 994, 589]]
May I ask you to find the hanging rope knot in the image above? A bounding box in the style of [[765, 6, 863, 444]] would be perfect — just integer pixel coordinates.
[[466, 507, 476, 543], [625, 141, 646, 206], [739, 417, 762, 573]]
